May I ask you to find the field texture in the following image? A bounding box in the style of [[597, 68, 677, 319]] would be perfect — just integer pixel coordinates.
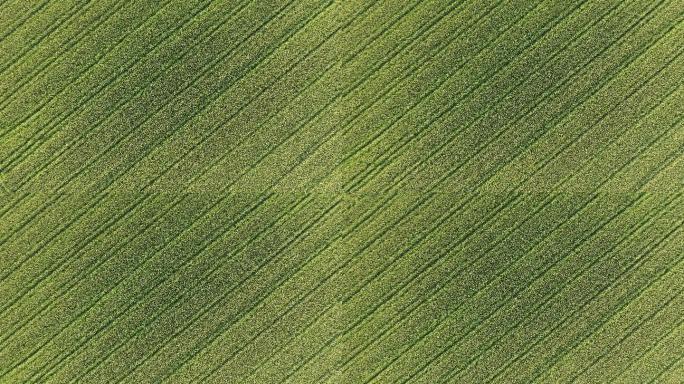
[[1, 0, 683, 382]]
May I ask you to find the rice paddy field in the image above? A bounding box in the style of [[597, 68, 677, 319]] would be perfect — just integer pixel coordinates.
[[0, 0, 683, 382]]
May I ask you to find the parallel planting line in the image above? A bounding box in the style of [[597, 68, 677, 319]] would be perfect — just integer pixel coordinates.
[[0, 0, 245, 173], [182, 1, 600, 376], [320, 33, 680, 384], [344, 0, 673, 196], [0, 0, 50, 46], [0, 0, 163, 136], [466, 116, 684, 383], [2, 0, 680, 381], [0, 0, 324, 316], [1, 2, 416, 376], [435, 87, 684, 383], [0, 0, 368, 340], [153, 191, 399, 383], [445, 194, 683, 384], [0, 0, 299, 283], [0, 0, 464, 342], [3, 0, 249, 179], [0, 0, 214, 172], [0, 0, 96, 88], [563, 283, 684, 383], [488, 198, 684, 383], [0, 0, 416, 356], [383, 0, 670, 197], [166, 0, 636, 378], [0, 192, 273, 379], [624, 321, 684, 383], [0, 0, 175, 138], [50, 195, 322, 384], [1, 0, 470, 260], [522, 222, 684, 384], [270, 0, 672, 376]]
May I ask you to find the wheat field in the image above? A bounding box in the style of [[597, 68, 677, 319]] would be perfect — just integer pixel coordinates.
[[0, 0, 683, 382]]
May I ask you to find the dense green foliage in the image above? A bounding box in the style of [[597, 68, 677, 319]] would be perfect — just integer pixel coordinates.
[[0, 0, 682, 382]]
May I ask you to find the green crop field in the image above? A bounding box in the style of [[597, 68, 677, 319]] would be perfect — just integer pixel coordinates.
[[0, 0, 682, 382]]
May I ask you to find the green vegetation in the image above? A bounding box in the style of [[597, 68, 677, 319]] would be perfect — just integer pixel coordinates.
[[1, 0, 682, 382]]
